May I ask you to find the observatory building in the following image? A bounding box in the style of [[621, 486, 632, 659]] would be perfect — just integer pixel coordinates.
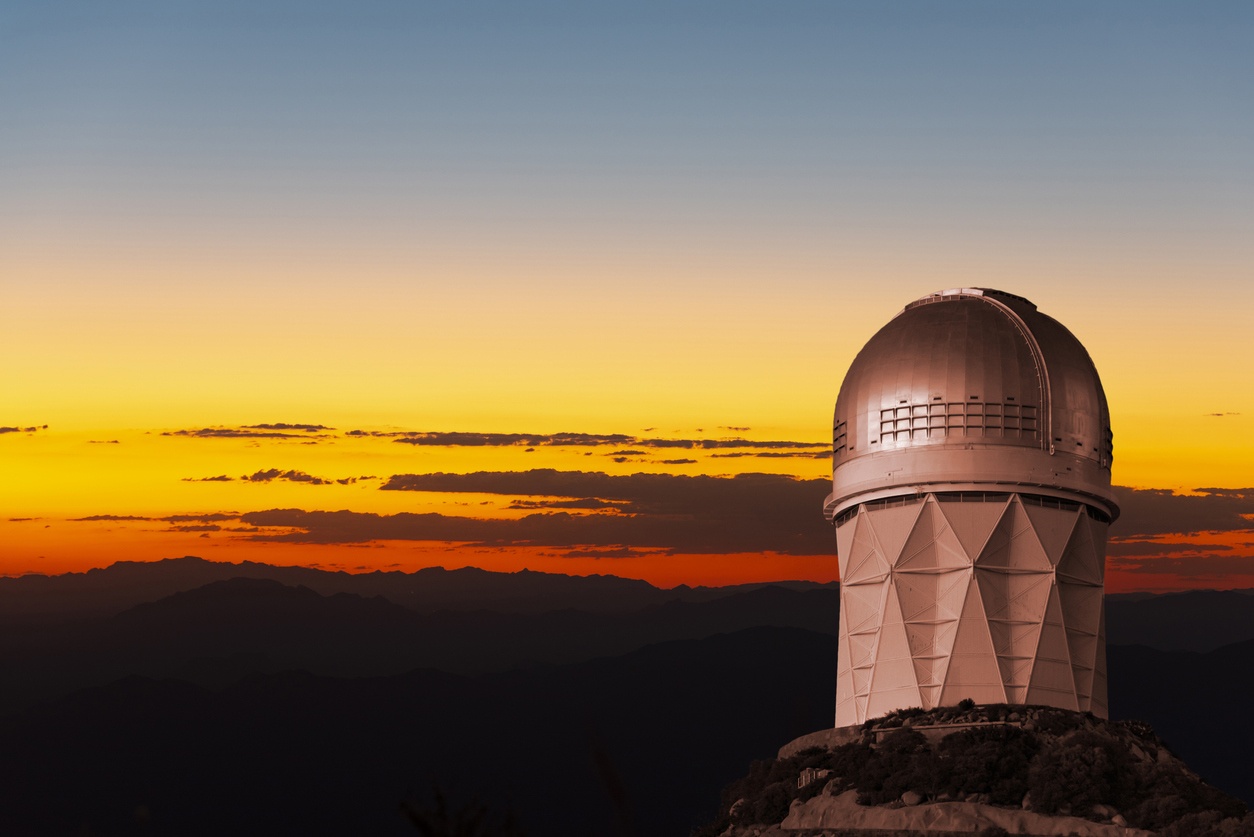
[[826, 288, 1117, 728]]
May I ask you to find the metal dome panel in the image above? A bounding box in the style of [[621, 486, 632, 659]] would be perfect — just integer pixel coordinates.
[[827, 289, 1116, 521]]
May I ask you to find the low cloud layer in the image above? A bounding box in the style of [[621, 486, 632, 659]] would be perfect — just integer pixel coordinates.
[[387, 431, 827, 452], [163, 424, 332, 439], [62, 468, 1254, 577], [0, 425, 48, 435], [183, 470, 376, 485], [1111, 487, 1254, 538], [236, 469, 834, 555]]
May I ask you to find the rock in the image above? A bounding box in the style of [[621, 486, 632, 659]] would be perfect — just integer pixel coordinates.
[[966, 793, 980, 803], [1009, 712, 1021, 722], [1112, 814, 1128, 827], [1021, 792, 1033, 810], [901, 791, 923, 806], [1091, 803, 1111, 818]]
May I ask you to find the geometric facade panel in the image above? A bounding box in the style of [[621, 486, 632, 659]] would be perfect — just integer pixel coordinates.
[[835, 493, 1109, 727]]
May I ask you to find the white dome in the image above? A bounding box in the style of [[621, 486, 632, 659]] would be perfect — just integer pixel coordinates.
[[826, 289, 1117, 521]]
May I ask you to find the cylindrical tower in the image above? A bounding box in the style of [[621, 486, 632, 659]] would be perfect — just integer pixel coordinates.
[[826, 288, 1117, 728]]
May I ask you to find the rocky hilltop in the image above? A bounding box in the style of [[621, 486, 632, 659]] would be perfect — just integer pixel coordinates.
[[699, 703, 1253, 837]]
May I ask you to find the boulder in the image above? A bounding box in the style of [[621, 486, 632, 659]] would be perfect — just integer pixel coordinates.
[[901, 791, 923, 806]]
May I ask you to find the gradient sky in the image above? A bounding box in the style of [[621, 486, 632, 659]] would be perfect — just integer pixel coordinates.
[[3, 1, 1253, 590]]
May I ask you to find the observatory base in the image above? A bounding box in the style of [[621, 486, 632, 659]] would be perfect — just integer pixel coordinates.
[[835, 492, 1108, 728]]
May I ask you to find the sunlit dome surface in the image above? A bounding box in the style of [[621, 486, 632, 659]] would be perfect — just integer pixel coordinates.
[[827, 288, 1117, 520]]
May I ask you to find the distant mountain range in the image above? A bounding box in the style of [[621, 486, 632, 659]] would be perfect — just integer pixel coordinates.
[[0, 555, 835, 620], [0, 556, 1251, 835], [0, 573, 843, 716]]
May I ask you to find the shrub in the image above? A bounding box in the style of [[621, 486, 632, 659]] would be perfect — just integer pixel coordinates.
[[941, 725, 1038, 806]]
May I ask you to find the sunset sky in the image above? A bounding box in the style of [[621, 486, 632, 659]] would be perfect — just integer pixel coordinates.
[[3, 1, 1253, 590]]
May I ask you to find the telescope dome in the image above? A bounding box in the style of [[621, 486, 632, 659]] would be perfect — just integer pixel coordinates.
[[826, 288, 1117, 521]]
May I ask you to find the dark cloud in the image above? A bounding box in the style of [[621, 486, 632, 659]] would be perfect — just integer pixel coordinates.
[[710, 451, 830, 459], [1112, 487, 1254, 537], [163, 426, 331, 439], [8, 517, 40, 522], [386, 430, 826, 452], [71, 513, 238, 524], [250, 469, 837, 555], [242, 469, 334, 485], [0, 425, 48, 435], [183, 475, 234, 482], [721, 426, 751, 432], [169, 524, 222, 532], [1206, 412, 1240, 417], [561, 547, 663, 559], [605, 450, 647, 456], [88, 440, 119, 444], [689, 439, 826, 450], [660, 459, 697, 465], [507, 498, 624, 511], [393, 431, 635, 447], [227, 469, 374, 486], [1107, 540, 1235, 557], [1109, 552, 1254, 577]]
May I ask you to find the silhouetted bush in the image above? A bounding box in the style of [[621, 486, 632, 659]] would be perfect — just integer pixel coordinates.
[[1027, 729, 1135, 815], [749, 781, 792, 824], [856, 727, 929, 805], [941, 725, 1038, 805]]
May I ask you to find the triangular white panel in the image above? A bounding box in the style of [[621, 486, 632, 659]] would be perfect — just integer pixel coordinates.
[[938, 497, 1006, 559], [1022, 502, 1082, 567], [976, 497, 1051, 572], [843, 577, 887, 635], [848, 631, 879, 671], [977, 568, 1052, 623], [905, 617, 959, 662], [836, 514, 859, 576], [1058, 582, 1103, 632], [988, 619, 1043, 661], [1026, 585, 1077, 709], [939, 574, 1005, 706], [896, 498, 970, 571], [918, 684, 943, 709], [894, 569, 968, 623], [865, 501, 925, 568], [852, 665, 874, 696], [866, 581, 923, 716], [855, 694, 869, 721], [844, 513, 890, 584], [1057, 515, 1105, 585]]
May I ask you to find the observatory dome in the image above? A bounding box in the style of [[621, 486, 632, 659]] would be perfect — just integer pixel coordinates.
[[825, 288, 1117, 522]]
